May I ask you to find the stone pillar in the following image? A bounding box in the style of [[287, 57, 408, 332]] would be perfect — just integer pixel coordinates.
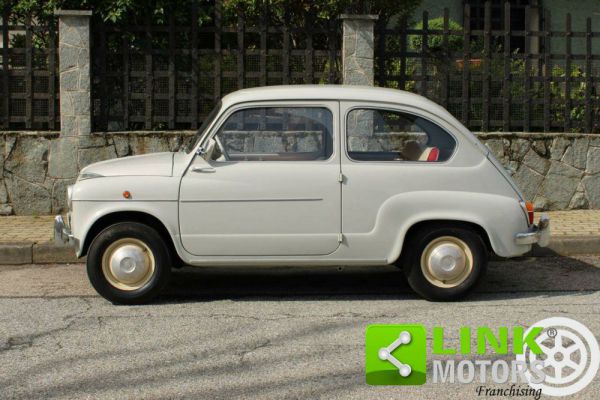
[[55, 9, 92, 138], [47, 10, 92, 212], [340, 14, 378, 86]]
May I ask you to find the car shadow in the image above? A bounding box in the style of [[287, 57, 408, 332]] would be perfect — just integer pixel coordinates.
[[159, 254, 600, 303]]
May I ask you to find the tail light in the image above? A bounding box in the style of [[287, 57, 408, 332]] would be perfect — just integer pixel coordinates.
[[525, 201, 534, 225]]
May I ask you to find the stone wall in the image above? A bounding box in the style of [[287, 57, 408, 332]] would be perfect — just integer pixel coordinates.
[[477, 132, 600, 210], [1, 130, 600, 215], [0, 131, 193, 215]]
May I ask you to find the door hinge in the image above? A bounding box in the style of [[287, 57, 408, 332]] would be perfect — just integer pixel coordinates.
[[338, 173, 344, 183], [338, 233, 343, 243]]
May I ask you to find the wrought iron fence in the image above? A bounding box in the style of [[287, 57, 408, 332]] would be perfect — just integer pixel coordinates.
[[0, 7, 59, 130], [91, 0, 341, 131], [375, 2, 600, 133]]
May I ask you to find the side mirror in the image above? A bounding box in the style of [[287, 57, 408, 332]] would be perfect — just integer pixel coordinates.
[[197, 138, 216, 159]]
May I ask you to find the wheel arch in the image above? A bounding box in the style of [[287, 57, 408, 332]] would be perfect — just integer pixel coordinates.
[[396, 219, 493, 264], [80, 211, 183, 266]]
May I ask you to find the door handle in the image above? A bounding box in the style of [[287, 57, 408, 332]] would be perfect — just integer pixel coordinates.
[[191, 166, 216, 173]]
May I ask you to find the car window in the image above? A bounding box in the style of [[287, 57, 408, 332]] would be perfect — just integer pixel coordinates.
[[346, 108, 456, 162], [210, 107, 333, 162]]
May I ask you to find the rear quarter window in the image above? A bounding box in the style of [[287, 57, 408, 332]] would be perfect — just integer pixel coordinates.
[[346, 108, 456, 162]]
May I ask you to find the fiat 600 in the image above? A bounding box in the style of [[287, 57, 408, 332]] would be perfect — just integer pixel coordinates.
[[55, 86, 550, 304]]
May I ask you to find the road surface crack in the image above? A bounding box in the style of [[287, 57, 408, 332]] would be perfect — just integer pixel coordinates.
[[238, 339, 271, 364], [0, 321, 75, 352]]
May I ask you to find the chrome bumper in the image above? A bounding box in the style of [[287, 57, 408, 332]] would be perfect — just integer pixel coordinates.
[[54, 215, 74, 246], [515, 215, 550, 247]]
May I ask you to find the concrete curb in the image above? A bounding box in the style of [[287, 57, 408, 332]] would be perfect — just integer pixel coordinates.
[[0, 242, 81, 265], [532, 235, 600, 257], [1, 236, 599, 265]]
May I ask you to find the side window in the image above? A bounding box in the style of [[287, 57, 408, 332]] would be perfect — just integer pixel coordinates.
[[210, 107, 333, 162], [346, 108, 456, 162]]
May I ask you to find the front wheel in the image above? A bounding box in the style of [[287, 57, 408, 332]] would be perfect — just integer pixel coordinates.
[[87, 222, 171, 304], [401, 225, 487, 301]]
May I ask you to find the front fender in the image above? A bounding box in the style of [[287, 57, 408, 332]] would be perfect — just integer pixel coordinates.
[[71, 201, 180, 258]]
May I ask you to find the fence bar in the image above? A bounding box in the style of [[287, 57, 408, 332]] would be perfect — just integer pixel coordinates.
[[305, 12, 313, 84], [237, 9, 245, 89], [168, 14, 176, 129], [482, 1, 491, 131], [421, 11, 429, 96], [122, 32, 130, 129], [399, 15, 407, 89], [214, 0, 222, 103], [282, 8, 290, 84], [259, 0, 267, 86], [461, 3, 471, 126], [502, 1, 511, 131], [190, 3, 198, 129], [523, 5, 531, 132], [96, 24, 108, 130], [584, 17, 592, 132], [24, 16, 32, 129], [144, 14, 153, 129], [48, 19, 56, 129], [564, 13, 572, 132], [328, 19, 337, 83], [441, 8, 449, 109], [2, 8, 10, 129], [543, 10, 551, 132]]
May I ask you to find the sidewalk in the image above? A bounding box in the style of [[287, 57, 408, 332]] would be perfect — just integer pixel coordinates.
[[1, 211, 600, 264]]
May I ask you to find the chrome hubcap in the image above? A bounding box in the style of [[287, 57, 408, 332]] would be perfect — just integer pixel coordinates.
[[421, 236, 473, 288], [102, 238, 155, 291]]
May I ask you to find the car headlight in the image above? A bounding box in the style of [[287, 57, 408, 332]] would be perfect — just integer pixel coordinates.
[[67, 185, 73, 209], [78, 172, 104, 181]]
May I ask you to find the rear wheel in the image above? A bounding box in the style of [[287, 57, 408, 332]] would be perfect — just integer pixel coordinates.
[[401, 225, 487, 301], [87, 222, 171, 304]]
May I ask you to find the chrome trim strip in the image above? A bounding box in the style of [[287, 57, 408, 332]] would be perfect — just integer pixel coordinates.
[[180, 198, 323, 203]]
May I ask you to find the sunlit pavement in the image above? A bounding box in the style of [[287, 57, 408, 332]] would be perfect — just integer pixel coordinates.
[[1, 257, 599, 399]]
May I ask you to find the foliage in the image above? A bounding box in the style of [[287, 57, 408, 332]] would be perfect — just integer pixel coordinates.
[[408, 17, 462, 56], [0, 0, 421, 25]]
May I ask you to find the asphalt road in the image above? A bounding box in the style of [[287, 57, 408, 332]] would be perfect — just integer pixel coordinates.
[[1, 256, 599, 399]]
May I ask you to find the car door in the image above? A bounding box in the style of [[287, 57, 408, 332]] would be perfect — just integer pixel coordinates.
[[179, 102, 341, 256]]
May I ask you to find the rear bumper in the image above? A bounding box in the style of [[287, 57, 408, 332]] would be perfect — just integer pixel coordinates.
[[515, 215, 550, 247]]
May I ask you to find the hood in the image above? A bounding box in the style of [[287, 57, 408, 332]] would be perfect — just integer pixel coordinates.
[[79, 152, 174, 177]]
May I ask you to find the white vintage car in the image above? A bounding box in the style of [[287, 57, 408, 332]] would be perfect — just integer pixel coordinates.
[[55, 85, 550, 304]]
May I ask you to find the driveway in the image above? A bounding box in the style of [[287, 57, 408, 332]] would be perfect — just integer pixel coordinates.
[[1, 256, 599, 399]]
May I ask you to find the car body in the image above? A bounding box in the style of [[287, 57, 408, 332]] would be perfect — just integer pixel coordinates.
[[55, 85, 550, 303]]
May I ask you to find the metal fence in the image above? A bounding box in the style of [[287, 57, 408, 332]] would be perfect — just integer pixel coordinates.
[[375, 3, 600, 133], [91, 0, 341, 131], [0, 8, 59, 130]]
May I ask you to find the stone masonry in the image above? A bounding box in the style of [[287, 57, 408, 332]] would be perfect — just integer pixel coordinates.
[[479, 132, 600, 210], [0, 131, 193, 215], [340, 15, 378, 86], [2, 130, 600, 215]]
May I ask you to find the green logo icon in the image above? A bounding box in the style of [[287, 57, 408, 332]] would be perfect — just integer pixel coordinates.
[[365, 324, 427, 385]]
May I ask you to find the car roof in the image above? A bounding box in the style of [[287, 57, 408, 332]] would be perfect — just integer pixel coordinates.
[[221, 85, 443, 112]]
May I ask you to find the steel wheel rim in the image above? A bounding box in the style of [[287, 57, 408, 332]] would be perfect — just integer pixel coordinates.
[[420, 236, 473, 288], [101, 238, 155, 291]]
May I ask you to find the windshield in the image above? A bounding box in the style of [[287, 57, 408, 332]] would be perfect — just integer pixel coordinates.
[[185, 101, 222, 153]]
